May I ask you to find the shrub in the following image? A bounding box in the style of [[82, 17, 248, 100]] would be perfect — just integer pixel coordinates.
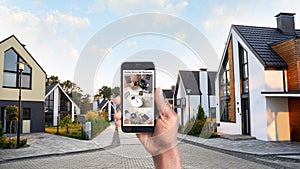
[[20, 138, 27, 147], [0, 121, 4, 137], [180, 105, 206, 137], [2, 139, 16, 149], [85, 110, 109, 139], [0, 136, 5, 147]]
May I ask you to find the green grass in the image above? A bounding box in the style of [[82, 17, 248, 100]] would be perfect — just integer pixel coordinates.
[[45, 125, 84, 140]]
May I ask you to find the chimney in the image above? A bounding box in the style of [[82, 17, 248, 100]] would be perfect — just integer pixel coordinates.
[[275, 12, 296, 35]]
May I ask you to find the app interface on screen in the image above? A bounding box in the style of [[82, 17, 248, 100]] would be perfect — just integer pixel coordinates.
[[123, 70, 154, 126]]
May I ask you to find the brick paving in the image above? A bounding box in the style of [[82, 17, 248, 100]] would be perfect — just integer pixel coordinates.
[[0, 124, 300, 168]]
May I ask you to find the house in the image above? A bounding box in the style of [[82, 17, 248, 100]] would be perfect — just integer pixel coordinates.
[[93, 99, 116, 121], [174, 69, 217, 126], [215, 13, 300, 142], [45, 83, 80, 126], [0, 35, 46, 133]]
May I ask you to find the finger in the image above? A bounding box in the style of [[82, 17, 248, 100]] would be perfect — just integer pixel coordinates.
[[115, 120, 121, 127], [114, 110, 121, 120], [155, 88, 172, 117], [136, 133, 151, 140]]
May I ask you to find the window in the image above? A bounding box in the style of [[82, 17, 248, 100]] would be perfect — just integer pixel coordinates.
[[239, 44, 249, 94], [219, 50, 235, 122], [23, 108, 31, 120], [45, 92, 54, 126], [3, 48, 32, 89]]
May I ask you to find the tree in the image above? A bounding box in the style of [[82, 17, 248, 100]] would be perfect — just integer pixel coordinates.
[[112, 86, 120, 98], [94, 86, 112, 100], [60, 114, 72, 134], [61, 80, 76, 96], [5, 106, 18, 140], [46, 75, 60, 86]]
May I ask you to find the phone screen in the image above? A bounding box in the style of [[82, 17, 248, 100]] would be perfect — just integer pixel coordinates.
[[122, 70, 155, 126]]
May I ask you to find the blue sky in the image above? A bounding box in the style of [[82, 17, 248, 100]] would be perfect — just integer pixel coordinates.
[[1, 0, 300, 95]]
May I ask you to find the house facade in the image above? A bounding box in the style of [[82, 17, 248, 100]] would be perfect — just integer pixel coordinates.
[[174, 69, 217, 126], [45, 83, 80, 126], [0, 35, 46, 133], [215, 13, 300, 142]]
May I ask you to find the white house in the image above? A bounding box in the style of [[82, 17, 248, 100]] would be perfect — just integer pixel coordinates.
[[215, 13, 300, 142], [174, 69, 217, 126], [45, 83, 80, 126]]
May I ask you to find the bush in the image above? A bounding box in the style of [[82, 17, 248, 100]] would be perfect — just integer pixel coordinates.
[[20, 138, 27, 147], [0, 121, 4, 137], [0, 136, 5, 147], [85, 110, 109, 139], [180, 105, 206, 136], [2, 139, 16, 149]]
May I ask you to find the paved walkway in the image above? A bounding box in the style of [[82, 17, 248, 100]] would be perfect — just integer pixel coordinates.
[[1, 124, 300, 163]]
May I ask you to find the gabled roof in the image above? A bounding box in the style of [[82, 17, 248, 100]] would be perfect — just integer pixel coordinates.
[[0, 35, 47, 74], [232, 25, 300, 69], [45, 83, 79, 108], [178, 71, 201, 95]]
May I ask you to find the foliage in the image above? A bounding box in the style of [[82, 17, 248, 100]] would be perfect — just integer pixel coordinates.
[[100, 109, 109, 121], [5, 105, 19, 140], [85, 110, 109, 139], [180, 105, 206, 136], [1, 138, 27, 149], [46, 75, 60, 86], [111, 87, 120, 98], [47, 75, 93, 114], [45, 125, 84, 140], [73, 117, 79, 126], [94, 86, 112, 100], [59, 114, 73, 134], [0, 121, 4, 137]]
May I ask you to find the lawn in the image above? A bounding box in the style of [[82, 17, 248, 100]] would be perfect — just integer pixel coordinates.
[[45, 125, 84, 140]]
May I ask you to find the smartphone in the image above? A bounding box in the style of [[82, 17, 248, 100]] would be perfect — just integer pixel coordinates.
[[121, 62, 156, 133]]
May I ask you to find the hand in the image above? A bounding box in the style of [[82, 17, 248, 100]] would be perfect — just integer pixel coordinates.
[[114, 88, 182, 169]]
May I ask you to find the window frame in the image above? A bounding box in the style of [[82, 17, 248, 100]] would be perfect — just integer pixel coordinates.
[[3, 48, 32, 89]]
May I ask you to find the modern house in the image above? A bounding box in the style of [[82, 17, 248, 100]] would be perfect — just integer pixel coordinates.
[[0, 35, 46, 133], [45, 83, 80, 126], [174, 69, 217, 126], [92, 99, 116, 121], [215, 13, 300, 142]]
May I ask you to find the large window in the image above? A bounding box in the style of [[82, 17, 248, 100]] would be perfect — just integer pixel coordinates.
[[239, 44, 249, 94], [219, 54, 232, 122], [45, 92, 54, 126], [219, 45, 236, 123], [3, 48, 32, 89]]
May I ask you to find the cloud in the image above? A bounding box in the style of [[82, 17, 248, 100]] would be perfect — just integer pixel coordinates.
[[201, 1, 300, 57], [90, 0, 188, 15], [0, 5, 90, 81]]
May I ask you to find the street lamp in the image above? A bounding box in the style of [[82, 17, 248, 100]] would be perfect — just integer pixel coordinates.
[[16, 61, 24, 148], [186, 88, 192, 121]]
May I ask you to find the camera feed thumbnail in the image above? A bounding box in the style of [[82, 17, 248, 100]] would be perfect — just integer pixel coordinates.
[[123, 70, 154, 126]]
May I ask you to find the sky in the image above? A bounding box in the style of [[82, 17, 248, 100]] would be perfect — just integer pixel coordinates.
[[1, 0, 300, 96]]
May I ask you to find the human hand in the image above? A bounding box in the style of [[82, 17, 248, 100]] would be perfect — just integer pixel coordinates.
[[114, 88, 181, 169]]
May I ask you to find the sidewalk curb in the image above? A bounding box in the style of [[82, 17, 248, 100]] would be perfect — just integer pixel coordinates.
[[179, 136, 300, 167]]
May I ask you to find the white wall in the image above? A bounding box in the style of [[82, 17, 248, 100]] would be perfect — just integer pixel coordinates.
[[264, 70, 285, 92], [216, 28, 271, 140], [53, 87, 59, 126], [200, 70, 209, 117], [266, 97, 290, 141]]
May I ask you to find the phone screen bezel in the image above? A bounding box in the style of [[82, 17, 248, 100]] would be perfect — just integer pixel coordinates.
[[121, 62, 156, 133]]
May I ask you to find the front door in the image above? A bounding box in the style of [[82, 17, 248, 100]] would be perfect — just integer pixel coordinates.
[[241, 98, 250, 135]]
